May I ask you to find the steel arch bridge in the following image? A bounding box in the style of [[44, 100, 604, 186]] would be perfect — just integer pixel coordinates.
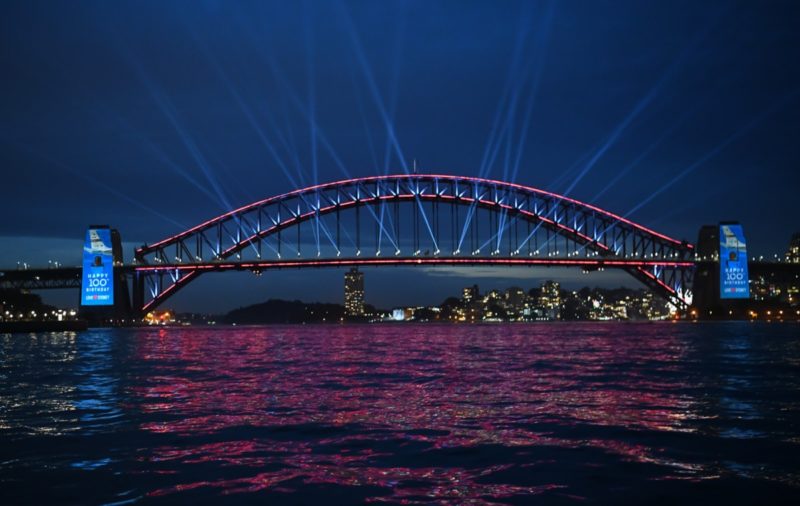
[[132, 174, 695, 313]]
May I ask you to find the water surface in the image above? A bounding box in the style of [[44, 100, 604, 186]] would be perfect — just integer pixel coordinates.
[[1, 323, 799, 504]]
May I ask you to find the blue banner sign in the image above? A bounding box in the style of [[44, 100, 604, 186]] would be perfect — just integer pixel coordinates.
[[719, 224, 749, 299], [81, 228, 115, 306]]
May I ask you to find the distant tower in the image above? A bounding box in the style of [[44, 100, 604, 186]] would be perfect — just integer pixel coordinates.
[[344, 267, 365, 316]]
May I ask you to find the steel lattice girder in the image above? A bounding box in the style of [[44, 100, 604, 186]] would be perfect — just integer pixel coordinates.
[[133, 174, 695, 311], [0, 268, 82, 290]]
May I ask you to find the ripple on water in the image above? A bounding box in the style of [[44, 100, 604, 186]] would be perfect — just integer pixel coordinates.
[[0, 323, 799, 504]]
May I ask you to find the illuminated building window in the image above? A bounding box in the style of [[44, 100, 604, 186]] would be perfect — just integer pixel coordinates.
[[344, 267, 365, 316]]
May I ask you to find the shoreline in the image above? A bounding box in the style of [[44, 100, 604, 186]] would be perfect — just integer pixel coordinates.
[[0, 320, 89, 333]]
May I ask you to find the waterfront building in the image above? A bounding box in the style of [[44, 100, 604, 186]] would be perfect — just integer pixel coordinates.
[[144, 310, 174, 325]]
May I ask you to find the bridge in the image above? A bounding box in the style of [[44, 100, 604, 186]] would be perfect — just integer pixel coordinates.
[[3, 174, 699, 315]]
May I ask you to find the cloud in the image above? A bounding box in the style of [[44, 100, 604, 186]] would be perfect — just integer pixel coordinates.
[[420, 265, 636, 287]]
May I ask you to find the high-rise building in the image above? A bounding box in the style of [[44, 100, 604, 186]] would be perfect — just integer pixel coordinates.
[[344, 267, 365, 316], [462, 284, 479, 303], [458, 285, 481, 322], [504, 286, 527, 317], [787, 233, 800, 263], [538, 280, 561, 320]]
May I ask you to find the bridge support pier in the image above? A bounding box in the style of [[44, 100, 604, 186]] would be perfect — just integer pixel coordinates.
[[132, 271, 145, 319]]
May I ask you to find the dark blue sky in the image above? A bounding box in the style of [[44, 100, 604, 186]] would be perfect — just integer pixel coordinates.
[[1, 0, 799, 311]]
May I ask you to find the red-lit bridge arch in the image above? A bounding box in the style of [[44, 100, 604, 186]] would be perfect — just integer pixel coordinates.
[[133, 174, 695, 313]]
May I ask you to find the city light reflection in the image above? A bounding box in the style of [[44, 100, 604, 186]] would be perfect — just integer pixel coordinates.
[[2, 324, 799, 503], [130, 325, 711, 501]]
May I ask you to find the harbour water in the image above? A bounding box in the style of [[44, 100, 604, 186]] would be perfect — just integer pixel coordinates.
[[1, 323, 799, 504]]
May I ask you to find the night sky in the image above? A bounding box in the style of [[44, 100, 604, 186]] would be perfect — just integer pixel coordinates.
[[1, 0, 799, 312]]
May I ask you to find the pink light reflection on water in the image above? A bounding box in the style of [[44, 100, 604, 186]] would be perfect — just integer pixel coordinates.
[[129, 324, 704, 502]]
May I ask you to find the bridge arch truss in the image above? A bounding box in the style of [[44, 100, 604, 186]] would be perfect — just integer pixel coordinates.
[[133, 174, 694, 313]]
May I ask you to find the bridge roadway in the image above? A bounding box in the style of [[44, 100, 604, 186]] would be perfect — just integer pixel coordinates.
[[2, 258, 796, 291], [1, 256, 691, 290], [0, 266, 82, 290]]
